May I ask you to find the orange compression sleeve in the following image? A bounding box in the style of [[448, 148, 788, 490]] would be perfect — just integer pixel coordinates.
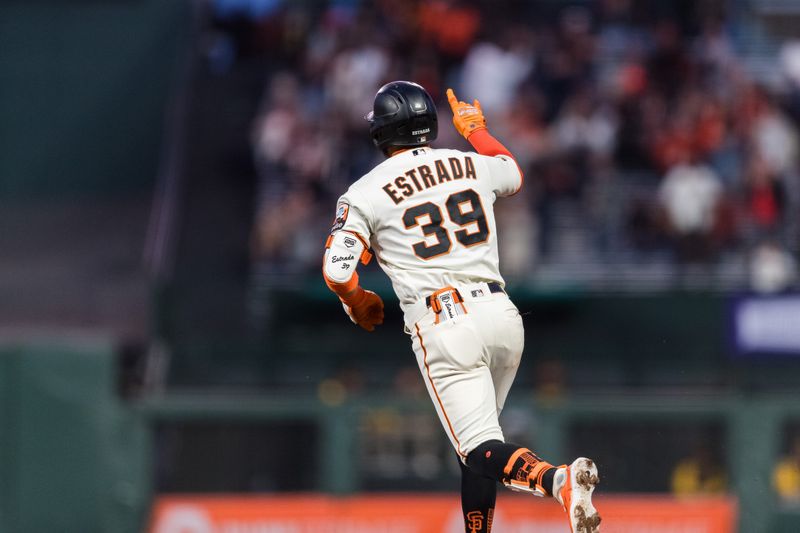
[[467, 129, 514, 157], [322, 265, 367, 307], [323, 266, 359, 296], [467, 129, 524, 186]]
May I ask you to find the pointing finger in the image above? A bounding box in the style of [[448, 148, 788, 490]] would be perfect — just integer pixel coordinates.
[[446, 88, 459, 108]]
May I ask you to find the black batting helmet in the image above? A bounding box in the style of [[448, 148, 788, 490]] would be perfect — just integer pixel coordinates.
[[366, 81, 438, 152]]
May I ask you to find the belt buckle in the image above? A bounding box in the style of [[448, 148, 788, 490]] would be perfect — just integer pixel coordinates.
[[429, 286, 466, 324]]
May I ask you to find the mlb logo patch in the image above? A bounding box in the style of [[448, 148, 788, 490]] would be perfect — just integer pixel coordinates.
[[471, 289, 484, 297]]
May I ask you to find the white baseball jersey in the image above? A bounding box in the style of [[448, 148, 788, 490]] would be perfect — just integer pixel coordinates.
[[325, 145, 525, 460], [329, 146, 522, 318]]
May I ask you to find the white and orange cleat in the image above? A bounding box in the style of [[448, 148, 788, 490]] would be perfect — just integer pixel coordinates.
[[553, 457, 601, 533]]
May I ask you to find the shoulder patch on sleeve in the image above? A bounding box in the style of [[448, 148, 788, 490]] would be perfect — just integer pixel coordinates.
[[330, 202, 350, 234]]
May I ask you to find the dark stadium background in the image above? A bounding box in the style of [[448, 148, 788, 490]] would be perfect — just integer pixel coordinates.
[[2, 0, 800, 532]]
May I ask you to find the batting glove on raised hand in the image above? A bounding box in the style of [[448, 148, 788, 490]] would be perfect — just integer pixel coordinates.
[[447, 88, 487, 140], [341, 288, 384, 332]]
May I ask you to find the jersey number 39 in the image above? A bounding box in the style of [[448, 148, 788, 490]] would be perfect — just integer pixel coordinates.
[[402, 188, 489, 260]]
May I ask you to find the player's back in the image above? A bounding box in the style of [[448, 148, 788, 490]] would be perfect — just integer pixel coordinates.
[[339, 146, 522, 313]]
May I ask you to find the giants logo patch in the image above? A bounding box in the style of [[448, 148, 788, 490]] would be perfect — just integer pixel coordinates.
[[330, 202, 349, 233]]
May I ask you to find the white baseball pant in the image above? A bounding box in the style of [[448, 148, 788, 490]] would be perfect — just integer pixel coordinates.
[[405, 283, 525, 460]]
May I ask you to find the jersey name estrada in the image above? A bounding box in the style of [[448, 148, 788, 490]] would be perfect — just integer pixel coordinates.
[[332, 146, 521, 315]]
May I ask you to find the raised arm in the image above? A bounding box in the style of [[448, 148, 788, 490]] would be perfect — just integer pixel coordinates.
[[447, 88, 523, 194]]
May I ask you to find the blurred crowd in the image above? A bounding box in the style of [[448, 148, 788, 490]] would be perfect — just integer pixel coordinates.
[[209, 0, 800, 291]]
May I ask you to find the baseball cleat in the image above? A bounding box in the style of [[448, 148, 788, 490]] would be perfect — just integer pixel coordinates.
[[554, 457, 601, 533]]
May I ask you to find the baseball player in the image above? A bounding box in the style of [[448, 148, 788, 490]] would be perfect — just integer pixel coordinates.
[[322, 81, 601, 533]]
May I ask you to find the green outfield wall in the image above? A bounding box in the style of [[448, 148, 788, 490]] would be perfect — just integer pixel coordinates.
[[2, 339, 800, 532], [0, 339, 148, 533]]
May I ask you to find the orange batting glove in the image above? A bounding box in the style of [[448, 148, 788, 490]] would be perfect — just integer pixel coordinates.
[[447, 88, 487, 140], [341, 287, 384, 332]]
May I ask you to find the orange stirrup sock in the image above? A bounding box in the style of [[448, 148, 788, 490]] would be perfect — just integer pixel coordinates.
[[466, 440, 557, 498], [502, 448, 557, 496]]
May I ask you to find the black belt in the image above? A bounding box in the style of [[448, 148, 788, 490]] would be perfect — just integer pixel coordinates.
[[425, 282, 504, 308]]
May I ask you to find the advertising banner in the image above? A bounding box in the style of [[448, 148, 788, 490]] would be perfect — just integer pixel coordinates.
[[731, 294, 800, 355], [149, 494, 737, 533]]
